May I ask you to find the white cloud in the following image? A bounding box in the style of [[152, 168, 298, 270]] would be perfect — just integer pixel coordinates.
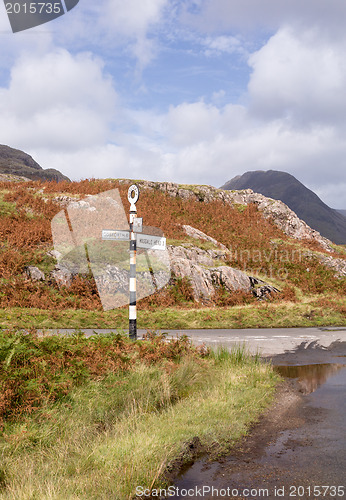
[[19, 91, 346, 208], [0, 19, 53, 75], [160, 101, 345, 187], [0, 0, 169, 77], [203, 35, 245, 57], [100, 0, 169, 71], [165, 101, 222, 147], [62, 0, 169, 71], [31, 144, 132, 179], [183, 0, 346, 38], [0, 49, 118, 153], [248, 27, 346, 125], [211, 89, 226, 105], [102, 0, 168, 37], [29, 141, 169, 182]]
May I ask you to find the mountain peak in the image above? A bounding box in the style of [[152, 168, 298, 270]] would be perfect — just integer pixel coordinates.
[[0, 144, 70, 182], [221, 170, 346, 245]]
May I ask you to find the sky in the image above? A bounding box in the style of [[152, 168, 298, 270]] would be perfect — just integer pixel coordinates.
[[0, 1, 346, 208]]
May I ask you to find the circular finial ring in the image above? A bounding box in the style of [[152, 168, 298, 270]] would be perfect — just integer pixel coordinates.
[[128, 184, 139, 205]]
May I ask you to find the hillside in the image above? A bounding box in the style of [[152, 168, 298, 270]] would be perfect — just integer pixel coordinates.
[[0, 144, 70, 182], [0, 177, 345, 329], [338, 209, 346, 218], [221, 170, 346, 245], [0, 178, 344, 499]]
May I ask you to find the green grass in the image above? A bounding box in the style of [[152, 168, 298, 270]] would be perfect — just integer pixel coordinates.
[[0, 194, 16, 217], [331, 243, 346, 257], [167, 237, 220, 251], [25, 250, 57, 275], [1, 296, 345, 330], [0, 341, 278, 499]]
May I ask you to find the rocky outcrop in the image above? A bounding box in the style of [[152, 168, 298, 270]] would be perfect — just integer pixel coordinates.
[[254, 196, 333, 252], [50, 265, 75, 287], [0, 173, 30, 182], [24, 266, 45, 281], [168, 245, 251, 301], [53, 194, 80, 206], [131, 180, 334, 253], [312, 254, 346, 278], [182, 224, 228, 251], [44, 238, 266, 301], [221, 170, 346, 245], [249, 277, 281, 299]]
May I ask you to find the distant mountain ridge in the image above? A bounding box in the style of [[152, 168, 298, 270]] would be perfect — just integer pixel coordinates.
[[0, 145, 70, 182], [221, 170, 346, 245]]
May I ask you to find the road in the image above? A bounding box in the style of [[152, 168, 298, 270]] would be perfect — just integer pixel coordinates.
[[39, 326, 346, 357]]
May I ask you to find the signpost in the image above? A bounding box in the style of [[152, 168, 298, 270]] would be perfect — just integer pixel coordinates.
[[128, 185, 139, 341], [101, 229, 130, 241], [136, 234, 166, 250], [101, 184, 166, 340], [101, 229, 166, 250]]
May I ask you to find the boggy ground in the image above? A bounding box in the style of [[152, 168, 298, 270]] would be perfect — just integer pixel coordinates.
[[170, 342, 346, 500]]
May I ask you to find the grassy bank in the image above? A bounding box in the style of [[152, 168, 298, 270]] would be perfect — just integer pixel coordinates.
[[0, 331, 278, 499], [1, 294, 345, 330]]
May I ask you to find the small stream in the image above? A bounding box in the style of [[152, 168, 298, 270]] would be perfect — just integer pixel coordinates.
[[172, 342, 346, 500]]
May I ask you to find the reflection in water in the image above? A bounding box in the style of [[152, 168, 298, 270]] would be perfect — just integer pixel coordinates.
[[174, 361, 346, 497], [274, 363, 345, 394]]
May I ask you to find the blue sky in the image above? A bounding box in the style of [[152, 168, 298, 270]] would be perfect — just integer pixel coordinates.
[[0, 0, 346, 208]]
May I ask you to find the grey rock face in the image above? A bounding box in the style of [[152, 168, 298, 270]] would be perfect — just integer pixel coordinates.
[[46, 249, 63, 260], [210, 266, 252, 292], [50, 265, 74, 287], [249, 276, 281, 299], [182, 224, 228, 251], [167, 245, 252, 301], [24, 266, 45, 281]]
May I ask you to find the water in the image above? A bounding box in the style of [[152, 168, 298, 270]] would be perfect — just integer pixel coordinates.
[[274, 362, 346, 394], [172, 350, 346, 500]]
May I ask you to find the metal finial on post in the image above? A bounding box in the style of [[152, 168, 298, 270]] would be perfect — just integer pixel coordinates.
[[128, 185, 139, 340]]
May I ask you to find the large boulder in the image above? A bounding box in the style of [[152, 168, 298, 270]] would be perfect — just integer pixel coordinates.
[[167, 245, 252, 301]]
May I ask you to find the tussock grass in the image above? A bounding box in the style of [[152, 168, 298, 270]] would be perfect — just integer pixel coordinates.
[[0, 341, 277, 499], [0, 295, 345, 330]]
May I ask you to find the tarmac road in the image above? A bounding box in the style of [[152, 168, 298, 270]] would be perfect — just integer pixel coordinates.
[[41, 326, 346, 357]]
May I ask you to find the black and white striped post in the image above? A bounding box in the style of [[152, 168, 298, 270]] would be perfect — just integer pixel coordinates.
[[128, 185, 139, 340]]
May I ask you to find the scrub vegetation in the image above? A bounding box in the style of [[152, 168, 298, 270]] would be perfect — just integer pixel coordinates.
[[0, 331, 278, 499], [0, 178, 345, 328]]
